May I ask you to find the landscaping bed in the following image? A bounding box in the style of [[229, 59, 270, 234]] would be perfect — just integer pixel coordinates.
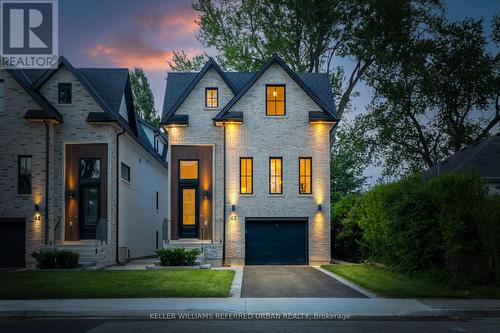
[[0, 269, 235, 299], [322, 264, 500, 299]]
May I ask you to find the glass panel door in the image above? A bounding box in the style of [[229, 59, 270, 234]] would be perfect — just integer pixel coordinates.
[[80, 186, 99, 239], [182, 189, 196, 226], [179, 187, 198, 238]]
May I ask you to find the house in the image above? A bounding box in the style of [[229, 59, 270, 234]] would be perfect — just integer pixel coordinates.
[[0, 57, 168, 269], [423, 134, 500, 195], [161, 54, 338, 266]]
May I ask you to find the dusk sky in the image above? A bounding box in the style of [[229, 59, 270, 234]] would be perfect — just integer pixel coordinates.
[[59, 0, 499, 116]]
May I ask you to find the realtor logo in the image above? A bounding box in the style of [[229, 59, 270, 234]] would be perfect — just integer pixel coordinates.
[[0, 0, 58, 68]]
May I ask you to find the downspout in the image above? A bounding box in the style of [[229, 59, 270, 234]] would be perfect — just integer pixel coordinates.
[[222, 123, 226, 266], [44, 121, 50, 244], [116, 128, 126, 264]]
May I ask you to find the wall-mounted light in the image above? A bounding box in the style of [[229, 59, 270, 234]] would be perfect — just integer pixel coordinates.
[[203, 191, 209, 199], [231, 205, 235, 212], [34, 204, 41, 221], [66, 191, 75, 199], [318, 204, 322, 212]]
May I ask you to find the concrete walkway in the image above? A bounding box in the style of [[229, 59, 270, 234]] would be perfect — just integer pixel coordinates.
[[1, 298, 500, 318]]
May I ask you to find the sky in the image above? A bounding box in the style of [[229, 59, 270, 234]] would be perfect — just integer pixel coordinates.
[[59, 0, 499, 182]]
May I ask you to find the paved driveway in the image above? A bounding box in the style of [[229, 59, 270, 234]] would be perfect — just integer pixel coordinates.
[[241, 266, 367, 298]]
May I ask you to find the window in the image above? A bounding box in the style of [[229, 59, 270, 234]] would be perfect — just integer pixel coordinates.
[[299, 158, 312, 194], [18, 156, 32, 194], [121, 163, 130, 182], [0, 79, 4, 112], [205, 87, 218, 108], [156, 191, 159, 210], [269, 157, 282, 194], [240, 157, 253, 194], [179, 160, 198, 180], [58, 83, 72, 104], [266, 85, 285, 116]]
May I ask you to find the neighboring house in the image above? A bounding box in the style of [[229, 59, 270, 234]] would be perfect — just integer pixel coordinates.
[[423, 134, 500, 195], [161, 54, 338, 266], [0, 57, 168, 269]]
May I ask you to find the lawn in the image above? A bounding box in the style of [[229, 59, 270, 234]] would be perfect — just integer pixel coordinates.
[[322, 264, 500, 299], [0, 269, 235, 299]]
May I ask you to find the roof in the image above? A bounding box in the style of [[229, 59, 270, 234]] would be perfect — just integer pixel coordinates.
[[161, 54, 338, 123], [423, 134, 500, 180], [7, 56, 167, 169]]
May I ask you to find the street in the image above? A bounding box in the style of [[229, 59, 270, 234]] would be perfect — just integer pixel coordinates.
[[0, 317, 499, 333]]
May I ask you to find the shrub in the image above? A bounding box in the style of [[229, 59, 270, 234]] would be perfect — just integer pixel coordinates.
[[156, 248, 201, 266], [31, 250, 80, 269], [331, 194, 364, 262]]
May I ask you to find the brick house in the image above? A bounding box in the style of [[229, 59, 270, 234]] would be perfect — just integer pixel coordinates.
[[161, 54, 338, 266], [0, 57, 168, 268]]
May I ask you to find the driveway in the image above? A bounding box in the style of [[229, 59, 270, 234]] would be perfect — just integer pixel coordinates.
[[241, 266, 367, 298]]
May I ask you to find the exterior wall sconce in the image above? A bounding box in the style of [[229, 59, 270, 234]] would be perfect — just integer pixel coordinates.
[[203, 191, 209, 199], [318, 204, 322, 212], [66, 191, 75, 199], [231, 205, 235, 212], [34, 204, 41, 221]]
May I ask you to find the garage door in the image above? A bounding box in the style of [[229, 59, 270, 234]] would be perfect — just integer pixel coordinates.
[[245, 218, 308, 265], [0, 218, 26, 268]]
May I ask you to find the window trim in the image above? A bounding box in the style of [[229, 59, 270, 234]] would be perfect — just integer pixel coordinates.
[[299, 157, 312, 194], [239, 157, 253, 194], [265, 84, 286, 116], [121, 162, 131, 182], [205, 87, 219, 108], [269, 157, 283, 194], [178, 159, 199, 181], [58, 83, 72, 105], [17, 155, 32, 195]]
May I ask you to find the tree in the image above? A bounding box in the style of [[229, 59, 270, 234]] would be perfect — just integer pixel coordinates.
[[167, 50, 207, 72], [360, 17, 499, 176], [330, 117, 374, 203], [193, 0, 442, 119], [129, 68, 160, 127]]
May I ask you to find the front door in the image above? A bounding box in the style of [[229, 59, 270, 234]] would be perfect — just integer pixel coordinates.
[[179, 187, 199, 238], [79, 185, 99, 239]]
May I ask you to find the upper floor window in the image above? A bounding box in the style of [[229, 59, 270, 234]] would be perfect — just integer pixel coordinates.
[[121, 162, 130, 182], [266, 85, 285, 116], [269, 157, 283, 194], [240, 157, 253, 194], [299, 157, 312, 194], [18, 156, 32, 194], [179, 160, 198, 180], [0, 79, 4, 112], [58, 83, 72, 104], [205, 87, 218, 108]]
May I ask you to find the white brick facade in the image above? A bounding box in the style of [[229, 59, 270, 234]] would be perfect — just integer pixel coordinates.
[[166, 62, 332, 266]]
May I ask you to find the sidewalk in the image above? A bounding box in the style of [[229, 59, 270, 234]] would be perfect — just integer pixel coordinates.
[[1, 297, 499, 318]]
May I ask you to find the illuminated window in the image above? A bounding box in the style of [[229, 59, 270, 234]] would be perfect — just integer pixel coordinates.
[[179, 160, 198, 180], [266, 85, 285, 116], [18, 156, 32, 194], [58, 83, 72, 104], [240, 157, 253, 194], [205, 87, 218, 108], [299, 158, 312, 194], [269, 157, 282, 194]]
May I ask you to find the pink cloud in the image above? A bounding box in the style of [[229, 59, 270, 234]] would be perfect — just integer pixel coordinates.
[[135, 9, 199, 38], [87, 36, 201, 70]]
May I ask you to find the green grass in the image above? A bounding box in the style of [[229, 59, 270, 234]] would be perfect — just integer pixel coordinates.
[[322, 264, 500, 299], [0, 269, 235, 299]]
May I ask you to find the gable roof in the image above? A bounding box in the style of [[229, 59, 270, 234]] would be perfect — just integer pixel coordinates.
[[423, 134, 500, 180], [6, 56, 167, 168], [161, 54, 338, 123], [161, 58, 237, 123]]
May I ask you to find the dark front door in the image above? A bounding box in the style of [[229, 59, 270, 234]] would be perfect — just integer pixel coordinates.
[[245, 219, 308, 265], [79, 185, 99, 239], [179, 187, 199, 238], [0, 218, 26, 268]]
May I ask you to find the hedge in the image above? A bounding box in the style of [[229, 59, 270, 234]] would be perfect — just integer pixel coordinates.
[[331, 171, 500, 287]]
